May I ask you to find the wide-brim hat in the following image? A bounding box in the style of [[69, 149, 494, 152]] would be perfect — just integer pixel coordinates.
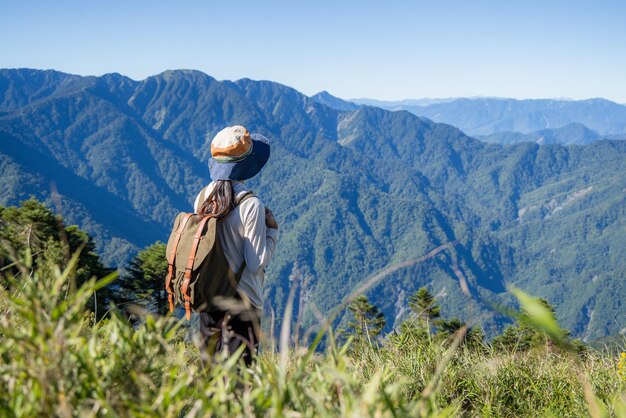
[[208, 126, 270, 181]]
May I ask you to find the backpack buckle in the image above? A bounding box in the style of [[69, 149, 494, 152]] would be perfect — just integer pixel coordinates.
[[184, 268, 192, 280]]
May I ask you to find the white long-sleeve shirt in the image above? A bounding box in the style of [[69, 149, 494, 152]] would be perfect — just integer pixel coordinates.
[[193, 181, 279, 309]]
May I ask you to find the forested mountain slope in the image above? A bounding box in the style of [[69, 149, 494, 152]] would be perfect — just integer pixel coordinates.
[[1, 68, 624, 339]]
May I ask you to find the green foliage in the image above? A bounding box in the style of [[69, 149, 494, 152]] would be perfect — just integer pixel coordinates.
[[398, 290, 483, 350], [1, 251, 625, 417], [409, 286, 441, 330], [118, 241, 169, 314], [0, 197, 60, 259], [514, 291, 568, 345], [492, 293, 573, 353], [64, 225, 113, 293], [492, 323, 534, 352], [434, 317, 464, 336], [0, 198, 113, 312], [434, 318, 485, 349], [346, 295, 386, 343]]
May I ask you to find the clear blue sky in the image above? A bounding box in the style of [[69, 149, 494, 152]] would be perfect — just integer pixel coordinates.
[[2, 0, 626, 102]]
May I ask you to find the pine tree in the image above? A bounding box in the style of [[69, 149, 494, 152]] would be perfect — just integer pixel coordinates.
[[0, 198, 60, 262], [119, 242, 168, 314], [347, 295, 386, 343], [434, 317, 485, 349], [0, 198, 113, 315], [434, 317, 464, 336], [65, 225, 112, 291], [408, 287, 441, 331]]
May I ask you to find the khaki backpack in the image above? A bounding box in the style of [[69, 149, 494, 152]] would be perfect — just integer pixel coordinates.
[[165, 192, 254, 319]]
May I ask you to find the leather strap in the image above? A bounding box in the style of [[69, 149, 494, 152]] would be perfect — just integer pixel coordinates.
[[165, 213, 193, 313], [181, 215, 211, 320]]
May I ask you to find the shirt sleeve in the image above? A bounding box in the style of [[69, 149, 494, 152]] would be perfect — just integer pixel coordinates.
[[243, 198, 279, 274], [193, 191, 202, 213], [193, 183, 212, 213]]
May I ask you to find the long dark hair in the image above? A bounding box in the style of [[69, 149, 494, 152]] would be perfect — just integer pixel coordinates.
[[199, 180, 236, 218]]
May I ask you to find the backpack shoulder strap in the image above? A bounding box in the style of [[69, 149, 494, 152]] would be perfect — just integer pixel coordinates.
[[181, 215, 213, 320], [236, 191, 255, 206], [165, 213, 193, 313]]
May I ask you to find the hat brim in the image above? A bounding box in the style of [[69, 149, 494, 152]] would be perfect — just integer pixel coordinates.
[[209, 133, 270, 181]]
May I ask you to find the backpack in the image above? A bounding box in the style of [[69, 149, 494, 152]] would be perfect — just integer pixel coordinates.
[[165, 192, 254, 319]]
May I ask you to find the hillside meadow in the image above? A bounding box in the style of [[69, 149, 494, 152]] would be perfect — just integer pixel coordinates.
[[1, 238, 625, 417]]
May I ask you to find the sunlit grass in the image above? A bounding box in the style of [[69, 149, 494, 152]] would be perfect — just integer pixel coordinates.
[[1, 252, 625, 417]]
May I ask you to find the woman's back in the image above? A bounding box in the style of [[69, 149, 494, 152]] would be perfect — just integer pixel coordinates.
[[194, 181, 279, 309]]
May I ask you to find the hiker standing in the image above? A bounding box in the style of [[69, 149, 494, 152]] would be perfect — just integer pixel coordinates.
[[193, 125, 278, 365]]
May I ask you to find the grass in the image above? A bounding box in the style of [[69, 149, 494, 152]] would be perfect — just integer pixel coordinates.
[[1, 253, 625, 417]]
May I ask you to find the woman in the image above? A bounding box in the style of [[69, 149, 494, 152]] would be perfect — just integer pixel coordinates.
[[193, 125, 279, 365]]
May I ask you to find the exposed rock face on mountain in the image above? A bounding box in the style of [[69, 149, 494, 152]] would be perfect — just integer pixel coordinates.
[[1, 68, 625, 339]]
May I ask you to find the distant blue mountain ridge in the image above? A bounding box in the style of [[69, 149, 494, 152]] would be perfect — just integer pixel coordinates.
[[477, 123, 604, 146], [312, 92, 626, 141]]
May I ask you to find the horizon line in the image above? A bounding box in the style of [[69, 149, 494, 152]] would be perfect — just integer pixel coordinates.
[[3, 66, 626, 106]]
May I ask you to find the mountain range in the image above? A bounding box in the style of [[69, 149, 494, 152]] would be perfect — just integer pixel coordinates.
[[1, 68, 625, 340], [477, 123, 604, 145], [350, 96, 626, 137]]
